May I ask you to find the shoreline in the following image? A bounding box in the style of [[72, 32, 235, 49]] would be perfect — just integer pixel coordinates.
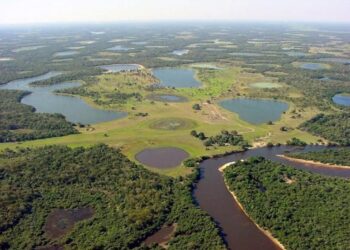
[[219, 164, 286, 250], [277, 155, 350, 169]]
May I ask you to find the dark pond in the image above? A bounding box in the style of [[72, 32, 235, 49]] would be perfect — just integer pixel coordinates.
[[135, 147, 189, 168], [193, 146, 350, 250], [152, 68, 201, 88], [333, 94, 350, 107], [144, 224, 176, 247], [99, 64, 141, 73], [0, 72, 126, 124], [44, 207, 94, 239], [219, 98, 289, 124]]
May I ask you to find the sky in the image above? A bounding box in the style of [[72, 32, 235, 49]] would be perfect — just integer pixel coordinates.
[[0, 0, 349, 24]]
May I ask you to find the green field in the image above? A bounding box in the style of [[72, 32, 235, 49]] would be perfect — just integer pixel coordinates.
[[0, 65, 323, 176]]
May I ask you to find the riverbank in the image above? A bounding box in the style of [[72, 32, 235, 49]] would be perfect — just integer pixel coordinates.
[[219, 163, 286, 250], [277, 155, 350, 169]]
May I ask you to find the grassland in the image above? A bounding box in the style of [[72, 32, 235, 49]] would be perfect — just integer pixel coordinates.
[[0, 65, 323, 177]]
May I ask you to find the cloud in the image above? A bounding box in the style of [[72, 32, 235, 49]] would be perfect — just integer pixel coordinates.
[[0, 0, 349, 24]]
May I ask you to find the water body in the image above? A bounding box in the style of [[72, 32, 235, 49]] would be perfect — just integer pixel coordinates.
[[53, 51, 79, 57], [300, 63, 326, 70], [158, 95, 186, 102], [220, 98, 289, 124], [231, 52, 263, 57], [152, 68, 201, 88], [333, 94, 350, 107], [250, 82, 282, 89], [319, 58, 350, 64], [99, 64, 141, 73], [135, 147, 189, 169], [193, 146, 350, 250], [286, 51, 307, 57], [172, 49, 189, 56], [107, 45, 132, 51], [0, 72, 126, 124], [132, 41, 148, 45]]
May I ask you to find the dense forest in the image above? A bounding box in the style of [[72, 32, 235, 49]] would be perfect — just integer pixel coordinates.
[[0, 90, 77, 143], [299, 113, 350, 145], [224, 157, 350, 250], [288, 148, 350, 166], [0, 144, 224, 249]]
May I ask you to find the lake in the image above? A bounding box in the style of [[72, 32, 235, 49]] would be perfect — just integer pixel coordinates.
[[333, 94, 350, 107], [172, 49, 189, 56], [152, 68, 201, 88], [0, 72, 126, 124], [107, 45, 132, 51], [286, 51, 307, 57], [220, 98, 289, 124], [99, 64, 141, 73], [53, 51, 79, 57]]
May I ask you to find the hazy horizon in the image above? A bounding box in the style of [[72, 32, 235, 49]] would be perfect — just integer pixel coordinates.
[[1, 0, 350, 25]]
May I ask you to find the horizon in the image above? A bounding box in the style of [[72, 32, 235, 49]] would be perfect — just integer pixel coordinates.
[[1, 0, 350, 25]]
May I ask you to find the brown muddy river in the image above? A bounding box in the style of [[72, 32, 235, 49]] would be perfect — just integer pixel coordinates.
[[193, 146, 350, 250]]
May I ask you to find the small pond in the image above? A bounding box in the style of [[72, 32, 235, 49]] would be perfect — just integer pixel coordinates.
[[333, 94, 350, 107], [53, 51, 79, 57], [220, 98, 289, 124], [107, 45, 132, 51], [250, 82, 282, 89], [135, 147, 189, 169], [148, 94, 187, 102], [172, 49, 189, 56], [152, 68, 201, 88], [286, 51, 307, 57], [99, 64, 141, 73]]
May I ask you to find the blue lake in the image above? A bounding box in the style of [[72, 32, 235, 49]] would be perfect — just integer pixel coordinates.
[[152, 68, 201, 88], [0, 72, 126, 124], [220, 98, 289, 124], [333, 94, 350, 107]]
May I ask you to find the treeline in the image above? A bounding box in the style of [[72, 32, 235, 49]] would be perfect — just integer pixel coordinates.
[[288, 148, 350, 166], [299, 113, 350, 145], [57, 86, 143, 105], [0, 145, 225, 249], [224, 157, 350, 250], [0, 90, 77, 143], [191, 130, 249, 148], [30, 68, 103, 86]]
